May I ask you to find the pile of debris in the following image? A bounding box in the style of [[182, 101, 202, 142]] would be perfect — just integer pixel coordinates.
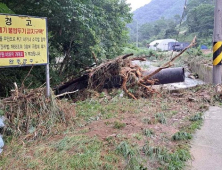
[[1, 86, 75, 138], [56, 37, 196, 100]]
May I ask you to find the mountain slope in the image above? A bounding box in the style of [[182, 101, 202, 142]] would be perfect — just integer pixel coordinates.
[[133, 0, 184, 24]]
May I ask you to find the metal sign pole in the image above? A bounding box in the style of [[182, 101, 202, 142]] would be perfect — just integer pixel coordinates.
[[46, 63, 50, 97], [45, 17, 50, 97], [213, 0, 222, 84]]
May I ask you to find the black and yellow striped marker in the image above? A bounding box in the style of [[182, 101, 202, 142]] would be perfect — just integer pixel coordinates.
[[213, 42, 222, 66]]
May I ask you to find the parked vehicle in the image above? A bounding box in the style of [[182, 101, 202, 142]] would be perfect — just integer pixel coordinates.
[[168, 42, 190, 51], [149, 39, 177, 51]]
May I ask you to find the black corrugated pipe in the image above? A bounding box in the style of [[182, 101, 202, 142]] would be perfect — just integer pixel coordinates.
[[142, 67, 185, 85], [56, 67, 185, 94]]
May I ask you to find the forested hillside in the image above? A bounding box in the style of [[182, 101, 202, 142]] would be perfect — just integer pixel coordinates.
[[129, 0, 214, 47], [133, 0, 184, 25]]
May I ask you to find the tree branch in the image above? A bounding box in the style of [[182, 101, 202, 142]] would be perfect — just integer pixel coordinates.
[[140, 36, 196, 83]]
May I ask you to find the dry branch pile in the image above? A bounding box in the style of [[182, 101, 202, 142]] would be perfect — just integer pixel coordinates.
[[2, 86, 75, 138]]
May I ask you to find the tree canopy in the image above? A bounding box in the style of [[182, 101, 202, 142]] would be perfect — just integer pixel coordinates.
[[187, 4, 214, 37]]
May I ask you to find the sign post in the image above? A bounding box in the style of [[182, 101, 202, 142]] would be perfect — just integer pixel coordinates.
[[0, 14, 50, 96], [213, 0, 222, 84]]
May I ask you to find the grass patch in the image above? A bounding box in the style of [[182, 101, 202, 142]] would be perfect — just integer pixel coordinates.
[[76, 97, 141, 122], [180, 113, 204, 134], [113, 121, 126, 129], [155, 113, 167, 124], [172, 132, 192, 141], [143, 129, 154, 137], [142, 143, 191, 170], [142, 117, 152, 124], [132, 133, 143, 140], [187, 121, 203, 133], [116, 141, 147, 170], [189, 113, 203, 121], [0, 135, 122, 170], [76, 100, 104, 119], [164, 148, 191, 170]]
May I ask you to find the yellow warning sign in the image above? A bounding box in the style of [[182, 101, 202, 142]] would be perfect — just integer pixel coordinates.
[[0, 14, 48, 67]]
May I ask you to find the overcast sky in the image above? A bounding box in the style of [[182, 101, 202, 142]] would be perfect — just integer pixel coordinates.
[[126, 0, 151, 11]]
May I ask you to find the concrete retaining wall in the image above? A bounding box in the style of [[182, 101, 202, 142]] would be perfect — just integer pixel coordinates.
[[189, 62, 213, 83]]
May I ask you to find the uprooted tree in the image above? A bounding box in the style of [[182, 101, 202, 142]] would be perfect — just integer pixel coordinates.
[[56, 37, 196, 100]]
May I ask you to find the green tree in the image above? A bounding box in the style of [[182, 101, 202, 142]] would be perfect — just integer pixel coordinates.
[[187, 4, 214, 37], [0, 0, 132, 96], [138, 23, 154, 41], [137, 17, 178, 44], [173, 14, 181, 24], [0, 2, 13, 13]]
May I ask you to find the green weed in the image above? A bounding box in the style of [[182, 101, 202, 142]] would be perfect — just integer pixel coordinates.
[[116, 141, 146, 170], [155, 113, 167, 124], [113, 121, 126, 129], [186, 120, 203, 133], [172, 132, 192, 141], [159, 148, 191, 170], [104, 152, 119, 163], [143, 129, 154, 137], [161, 103, 168, 110], [103, 151, 121, 170], [171, 110, 178, 115], [142, 143, 191, 170], [116, 141, 135, 159], [142, 117, 152, 124], [133, 133, 143, 140], [189, 113, 203, 121], [142, 143, 166, 159], [182, 113, 204, 134], [105, 136, 117, 146]]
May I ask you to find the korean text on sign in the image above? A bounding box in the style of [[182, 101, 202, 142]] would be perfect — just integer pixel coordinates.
[[0, 14, 48, 67]]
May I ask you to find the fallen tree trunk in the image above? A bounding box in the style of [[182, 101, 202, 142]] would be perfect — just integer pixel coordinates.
[[56, 74, 88, 95]]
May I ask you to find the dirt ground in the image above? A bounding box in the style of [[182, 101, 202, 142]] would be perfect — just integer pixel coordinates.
[[0, 84, 220, 170]]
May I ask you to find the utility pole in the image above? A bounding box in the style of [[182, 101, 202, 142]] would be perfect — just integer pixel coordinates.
[[136, 21, 138, 48], [213, 0, 222, 84]]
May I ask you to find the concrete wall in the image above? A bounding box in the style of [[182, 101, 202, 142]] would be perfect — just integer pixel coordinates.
[[189, 62, 213, 83]]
